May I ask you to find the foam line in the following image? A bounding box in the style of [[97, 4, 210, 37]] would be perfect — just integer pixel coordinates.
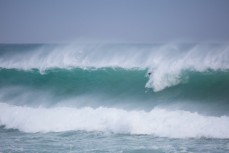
[[0, 103, 229, 138]]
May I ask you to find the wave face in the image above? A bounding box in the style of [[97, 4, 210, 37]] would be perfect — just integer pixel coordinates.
[[0, 43, 229, 138], [0, 68, 229, 114]]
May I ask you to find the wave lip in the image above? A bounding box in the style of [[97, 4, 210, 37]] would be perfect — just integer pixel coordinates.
[[0, 103, 229, 139]]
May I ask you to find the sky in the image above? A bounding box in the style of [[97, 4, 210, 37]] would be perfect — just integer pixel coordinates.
[[0, 0, 229, 43]]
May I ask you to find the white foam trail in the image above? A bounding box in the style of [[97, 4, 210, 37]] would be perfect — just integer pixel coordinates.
[[0, 103, 229, 138], [0, 43, 229, 91]]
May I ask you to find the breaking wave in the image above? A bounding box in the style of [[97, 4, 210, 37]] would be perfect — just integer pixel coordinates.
[[0, 103, 229, 139], [0, 43, 229, 91]]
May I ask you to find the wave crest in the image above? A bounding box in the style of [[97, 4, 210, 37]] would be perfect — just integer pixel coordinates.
[[0, 43, 229, 91]]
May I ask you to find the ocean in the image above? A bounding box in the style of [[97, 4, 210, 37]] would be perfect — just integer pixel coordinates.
[[0, 43, 229, 152]]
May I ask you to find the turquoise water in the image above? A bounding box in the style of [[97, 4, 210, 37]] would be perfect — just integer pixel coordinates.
[[0, 44, 229, 152], [0, 68, 229, 115]]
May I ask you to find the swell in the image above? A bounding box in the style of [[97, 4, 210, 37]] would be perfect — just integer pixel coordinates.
[[0, 68, 148, 97], [0, 68, 229, 115], [1, 68, 229, 98]]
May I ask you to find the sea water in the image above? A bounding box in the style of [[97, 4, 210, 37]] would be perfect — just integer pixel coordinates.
[[0, 43, 229, 152]]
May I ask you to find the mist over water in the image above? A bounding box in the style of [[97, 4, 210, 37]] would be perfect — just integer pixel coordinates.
[[0, 43, 229, 140]]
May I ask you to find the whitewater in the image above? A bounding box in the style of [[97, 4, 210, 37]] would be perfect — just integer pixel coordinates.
[[0, 43, 229, 153]]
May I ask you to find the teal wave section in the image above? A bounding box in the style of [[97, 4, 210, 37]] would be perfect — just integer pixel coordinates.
[[0, 68, 229, 113]]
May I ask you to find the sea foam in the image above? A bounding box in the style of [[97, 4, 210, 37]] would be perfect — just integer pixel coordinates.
[[0, 103, 229, 138]]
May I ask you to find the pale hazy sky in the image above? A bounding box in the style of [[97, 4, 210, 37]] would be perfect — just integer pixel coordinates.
[[1, 0, 229, 43]]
